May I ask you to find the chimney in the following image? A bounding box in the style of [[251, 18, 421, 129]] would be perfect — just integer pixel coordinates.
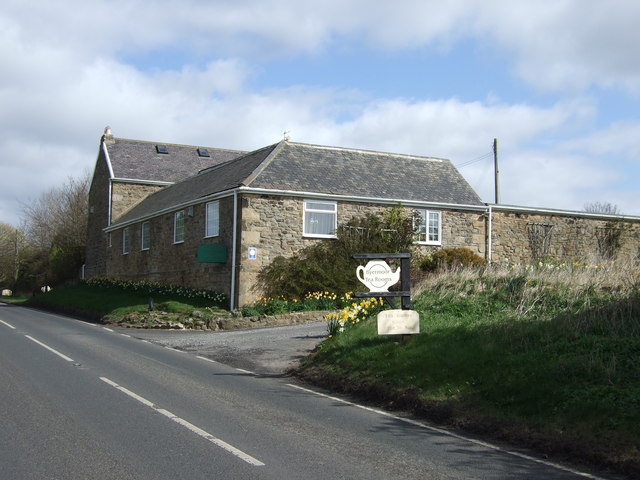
[[102, 125, 115, 144]]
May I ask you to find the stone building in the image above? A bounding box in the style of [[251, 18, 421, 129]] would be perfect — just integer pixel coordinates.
[[85, 128, 244, 278], [86, 131, 640, 309]]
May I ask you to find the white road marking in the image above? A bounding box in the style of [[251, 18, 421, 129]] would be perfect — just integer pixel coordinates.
[[0, 319, 16, 329], [102, 327, 114, 332], [25, 335, 74, 362], [196, 356, 217, 363], [100, 377, 264, 466], [235, 368, 254, 374], [286, 383, 605, 480], [164, 346, 185, 353]]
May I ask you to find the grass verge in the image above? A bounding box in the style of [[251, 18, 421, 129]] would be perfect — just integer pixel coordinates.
[[294, 262, 640, 478], [24, 282, 229, 323]]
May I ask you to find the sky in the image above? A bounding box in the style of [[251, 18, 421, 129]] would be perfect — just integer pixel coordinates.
[[1, 0, 639, 226]]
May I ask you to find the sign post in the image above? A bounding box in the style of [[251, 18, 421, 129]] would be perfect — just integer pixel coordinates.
[[353, 250, 419, 335]]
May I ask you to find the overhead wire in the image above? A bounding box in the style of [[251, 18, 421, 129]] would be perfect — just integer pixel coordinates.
[[455, 152, 493, 168]]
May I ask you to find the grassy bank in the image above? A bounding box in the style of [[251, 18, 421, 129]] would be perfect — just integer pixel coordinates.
[[14, 264, 640, 475], [24, 282, 230, 323], [296, 261, 640, 476]]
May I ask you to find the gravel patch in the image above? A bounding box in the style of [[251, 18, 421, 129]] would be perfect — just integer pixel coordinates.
[[120, 321, 328, 375]]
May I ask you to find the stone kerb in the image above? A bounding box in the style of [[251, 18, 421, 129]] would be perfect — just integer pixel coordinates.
[[114, 310, 331, 331]]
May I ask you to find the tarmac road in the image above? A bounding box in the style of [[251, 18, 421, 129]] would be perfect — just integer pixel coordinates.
[[119, 321, 328, 375]]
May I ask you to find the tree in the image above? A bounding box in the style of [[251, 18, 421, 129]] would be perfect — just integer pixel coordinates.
[[584, 201, 620, 215], [20, 172, 90, 285], [0, 223, 29, 291]]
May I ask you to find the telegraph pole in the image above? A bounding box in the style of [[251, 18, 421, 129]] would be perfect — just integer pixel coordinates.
[[493, 138, 500, 204]]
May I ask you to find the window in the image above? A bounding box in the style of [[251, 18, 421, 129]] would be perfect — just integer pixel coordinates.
[[122, 228, 130, 254], [415, 209, 441, 244], [141, 221, 150, 250], [197, 148, 210, 157], [303, 200, 337, 237], [174, 211, 185, 244], [205, 201, 219, 238]]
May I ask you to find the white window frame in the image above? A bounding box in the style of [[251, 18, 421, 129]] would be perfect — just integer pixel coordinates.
[[122, 227, 130, 254], [174, 210, 185, 244], [415, 209, 442, 245], [141, 221, 150, 251], [303, 199, 337, 238], [205, 201, 220, 238]]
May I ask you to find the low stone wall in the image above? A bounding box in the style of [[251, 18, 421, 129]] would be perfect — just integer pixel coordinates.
[[216, 310, 331, 330], [112, 309, 331, 331]]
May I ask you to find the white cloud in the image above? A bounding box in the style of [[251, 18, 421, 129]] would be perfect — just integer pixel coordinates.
[[432, 0, 640, 94], [1, 0, 640, 226], [5, 0, 640, 93]]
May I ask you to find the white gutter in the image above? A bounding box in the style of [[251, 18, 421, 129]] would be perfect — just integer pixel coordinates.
[[237, 186, 488, 212], [104, 190, 236, 232], [230, 190, 238, 311], [487, 205, 493, 264], [489, 203, 640, 221], [105, 187, 486, 233]]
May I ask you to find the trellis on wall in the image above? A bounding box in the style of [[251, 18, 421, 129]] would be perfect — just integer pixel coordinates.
[[527, 222, 554, 260], [595, 223, 622, 260]]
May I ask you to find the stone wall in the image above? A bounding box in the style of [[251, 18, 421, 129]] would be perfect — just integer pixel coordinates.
[[106, 196, 235, 298], [101, 190, 640, 310], [85, 150, 111, 277], [235, 194, 486, 305], [490, 209, 640, 264], [110, 183, 165, 222], [86, 182, 166, 277]]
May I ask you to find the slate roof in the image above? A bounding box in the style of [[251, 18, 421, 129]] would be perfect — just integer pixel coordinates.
[[115, 143, 278, 224], [111, 141, 483, 227], [105, 137, 245, 183], [248, 142, 483, 205]]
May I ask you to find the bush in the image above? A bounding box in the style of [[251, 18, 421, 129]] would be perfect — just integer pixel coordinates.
[[256, 207, 417, 298], [420, 247, 487, 272]]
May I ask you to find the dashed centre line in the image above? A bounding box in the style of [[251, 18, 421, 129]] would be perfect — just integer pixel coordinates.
[[99, 377, 265, 467], [25, 335, 74, 362], [0, 318, 16, 329]]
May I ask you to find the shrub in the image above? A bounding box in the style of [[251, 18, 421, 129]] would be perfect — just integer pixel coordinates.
[[256, 207, 418, 298], [420, 247, 487, 272]]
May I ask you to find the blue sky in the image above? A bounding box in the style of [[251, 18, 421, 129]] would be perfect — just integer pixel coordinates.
[[1, 0, 639, 226]]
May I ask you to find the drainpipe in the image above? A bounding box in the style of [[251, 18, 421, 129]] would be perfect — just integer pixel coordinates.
[[487, 205, 493, 265], [230, 190, 238, 311]]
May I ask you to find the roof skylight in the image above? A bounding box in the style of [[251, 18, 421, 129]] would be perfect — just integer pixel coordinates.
[[197, 148, 210, 157], [156, 145, 169, 154]]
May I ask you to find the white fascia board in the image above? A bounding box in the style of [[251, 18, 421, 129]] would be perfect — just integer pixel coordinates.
[[237, 186, 488, 212], [104, 190, 235, 232], [490, 203, 640, 221], [103, 142, 115, 179]]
